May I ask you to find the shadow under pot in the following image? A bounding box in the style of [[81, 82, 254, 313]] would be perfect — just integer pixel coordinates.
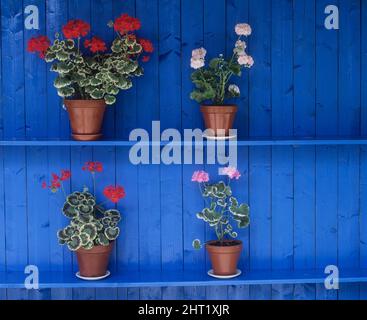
[[64, 99, 106, 141], [206, 240, 243, 276], [76, 242, 114, 278], [200, 105, 238, 138]]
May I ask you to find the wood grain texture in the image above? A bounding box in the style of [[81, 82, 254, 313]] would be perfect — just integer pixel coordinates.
[[0, 0, 366, 300]]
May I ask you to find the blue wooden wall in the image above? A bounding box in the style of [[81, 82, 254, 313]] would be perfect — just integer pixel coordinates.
[[0, 0, 366, 300]]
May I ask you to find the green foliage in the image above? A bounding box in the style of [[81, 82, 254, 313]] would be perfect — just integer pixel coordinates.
[[193, 181, 249, 248], [190, 55, 244, 105], [45, 36, 144, 105], [57, 191, 122, 251]]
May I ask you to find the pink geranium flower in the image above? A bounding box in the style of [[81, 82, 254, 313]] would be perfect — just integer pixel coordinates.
[[222, 167, 241, 180], [191, 171, 210, 183]]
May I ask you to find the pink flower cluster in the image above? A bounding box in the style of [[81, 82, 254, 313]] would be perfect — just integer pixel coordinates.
[[190, 47, 206, 70], [191, 170, 209, 183], [222, 167, 241, 180]]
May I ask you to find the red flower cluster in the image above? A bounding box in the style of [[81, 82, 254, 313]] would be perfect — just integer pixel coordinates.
[[27, 35, 51, 59], [62, 19, 90, 39], [139, 38, 154, 53], [42, 170, 71, 192], [103, 186, 126, 203], [84, 36, 107, 53], [82, 161, 103, 173], [114, 13, 141, 34]]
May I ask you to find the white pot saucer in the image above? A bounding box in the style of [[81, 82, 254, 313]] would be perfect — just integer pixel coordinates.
[[207, 269, 242, 279], [202, 133, 237, 141], [76, 270, 111, 281]]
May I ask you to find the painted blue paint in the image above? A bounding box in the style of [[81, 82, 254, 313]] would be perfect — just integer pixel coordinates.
[[0, 0, 366, 300]]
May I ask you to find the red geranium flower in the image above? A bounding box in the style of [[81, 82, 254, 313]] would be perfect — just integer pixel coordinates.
[[142, 55, 150, 62], [103, 185, 126, 203], [62, 19, 90, 39], [82, 161, 103, 173], [52, 173, 60, 182], [139, 38, 154, 53], [27, 35, 51, 59], [113, 13, 141, 34], [41, 181, 47, 189], [60, 170, 71, 181], [84, 36, 107, 53]]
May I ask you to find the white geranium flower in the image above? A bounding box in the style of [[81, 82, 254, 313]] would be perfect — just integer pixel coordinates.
[[190, 57, 205, 69], [192, 47, 207, 59], [235, 23, 252, 36], [228, 84, 240, 96], [237, 54, 254, 68]]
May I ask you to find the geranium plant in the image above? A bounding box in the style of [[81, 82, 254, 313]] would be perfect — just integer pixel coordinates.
[[191, 168, 250, 249], [42, 161, 125, 251], [190, 23, 254, 105], [27, 14, 154, 105]]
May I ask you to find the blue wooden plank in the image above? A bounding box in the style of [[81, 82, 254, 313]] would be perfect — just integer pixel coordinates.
[[113, 0, 140, 303], [4, 268, 367, 288], [0, 3, 5, 299], [361, 0, 367, 300], [293, 0, 316, 300], [225, 0, 251, 301], [24, 0, 51, 301], [338, 0, 361, 300], [203, 0, 228, 300], [248, 0, 272, 300], [315, 0, 339, 301], [46, 0, 73, 301], [159, 0, 184, 301], [338, 0, 361, 137], [271, 0, 294, 300], [1, 0, 28, 300], [90, 0, 118, 300], [181, 0, 206, 300], [136, 0, 162, 300]]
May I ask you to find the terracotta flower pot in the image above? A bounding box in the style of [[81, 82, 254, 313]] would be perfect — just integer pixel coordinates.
[[76, 242, 114, 278], [64, 99, 106, 141], [200, 105, 238, 137], [206, 240, 243, 276]]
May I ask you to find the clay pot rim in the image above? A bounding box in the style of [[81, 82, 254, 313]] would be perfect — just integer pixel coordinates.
[[76, 241, 114, 254], [205, 240, 243, 253], [200, 105, 238, 113], [64, 99, 106, 108]]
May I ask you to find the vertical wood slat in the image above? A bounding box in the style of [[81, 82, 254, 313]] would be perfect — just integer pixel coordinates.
[[136, 0, 162, 300], [225, 0, 250, 300], [271, 0, 294, 301], [181, 0, 206, 300], [337, 0, 361, 300], [1, 0, 28, 300], [293, 0, 316, 300], [203, 0, 228, 301], [47, 0, 73, 301], [113, 0, 140, 301], [361, 0, 367, 300], [159, 0, 184, 300], [248, 0, 272, 300], [315, 0, 339, 301], [24, 0, 50, 299]]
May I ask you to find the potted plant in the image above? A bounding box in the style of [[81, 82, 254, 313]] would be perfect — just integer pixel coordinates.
[[190, 23, 254, 138], [42, 161, 125, 279], [27, 14, 154, 141], [191, 168, 250, 278]]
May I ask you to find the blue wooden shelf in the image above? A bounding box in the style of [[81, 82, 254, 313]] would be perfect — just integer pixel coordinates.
[[1, 138, 367, 147], [1, 269, 367, 289]]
